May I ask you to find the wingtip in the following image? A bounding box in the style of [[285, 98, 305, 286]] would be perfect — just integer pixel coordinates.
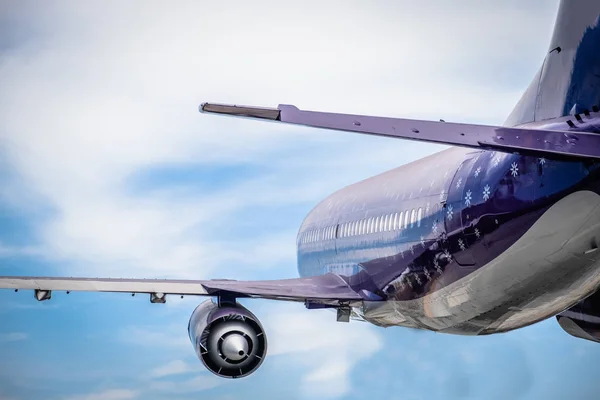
[[198, 103, 281, 120]]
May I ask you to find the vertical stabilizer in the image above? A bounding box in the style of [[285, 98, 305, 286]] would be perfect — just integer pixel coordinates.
[[505, 1, 600, 126]]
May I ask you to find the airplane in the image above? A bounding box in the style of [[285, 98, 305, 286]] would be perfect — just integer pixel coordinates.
[[2, 0, 600, 380]]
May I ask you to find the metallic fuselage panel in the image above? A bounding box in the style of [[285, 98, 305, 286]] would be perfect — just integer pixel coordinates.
[[296, 149, 600, 335]]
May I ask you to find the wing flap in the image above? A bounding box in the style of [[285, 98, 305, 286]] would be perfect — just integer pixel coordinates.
[[200, 103, 600, 160]]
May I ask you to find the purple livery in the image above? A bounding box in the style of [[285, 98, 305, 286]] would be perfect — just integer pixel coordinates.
[[2, 0, 600, 378]]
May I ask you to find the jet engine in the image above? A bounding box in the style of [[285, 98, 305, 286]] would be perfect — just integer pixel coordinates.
[[556, 289, 600, 343], [188, 299, 267, 378]]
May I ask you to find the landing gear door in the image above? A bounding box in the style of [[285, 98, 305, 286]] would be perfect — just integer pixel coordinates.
[[444, 152, 483, 267]]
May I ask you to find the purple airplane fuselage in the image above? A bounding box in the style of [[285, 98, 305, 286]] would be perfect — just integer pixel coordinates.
[[296, 1, 600, 336], [297, 143, 600, 334]]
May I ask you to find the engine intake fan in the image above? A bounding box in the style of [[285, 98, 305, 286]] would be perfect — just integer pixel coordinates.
[[188, 299, 267, 378]]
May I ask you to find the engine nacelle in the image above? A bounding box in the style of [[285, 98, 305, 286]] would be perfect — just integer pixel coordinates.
[[556, 289, 600, 343], [188, 299, 267, 378]]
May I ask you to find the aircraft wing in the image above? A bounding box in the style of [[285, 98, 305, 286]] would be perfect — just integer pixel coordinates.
[[200, 103, 600, 160], [0, 273, 365, 305]]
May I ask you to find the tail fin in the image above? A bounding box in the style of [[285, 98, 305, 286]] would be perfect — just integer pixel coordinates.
[[505, 1, 600, 127]]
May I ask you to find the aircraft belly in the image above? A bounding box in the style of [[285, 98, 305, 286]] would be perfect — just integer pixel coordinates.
[[361, 190, 600, 334]]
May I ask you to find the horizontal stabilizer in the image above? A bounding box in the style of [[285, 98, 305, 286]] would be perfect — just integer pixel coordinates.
[[200, 103, 600, 160]]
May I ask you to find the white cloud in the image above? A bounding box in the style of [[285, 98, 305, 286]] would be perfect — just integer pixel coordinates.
[[0, 1, 557, 281], [64, 389, 138, 400], [117, 324, 189, 350], [0, 332, 27, 342], [261, 303, 382, 398], [150, 360, 198, 378], [149, 376, 222, 394]]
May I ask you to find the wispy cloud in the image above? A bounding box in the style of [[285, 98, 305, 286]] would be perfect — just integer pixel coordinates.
[[64, 389, 138, 400], [148, 376, 222, 394], [260, 303, 383, 398], [150, 360, 199, 378], [117, 324, 189, 350], [0, 332, 27, 342]]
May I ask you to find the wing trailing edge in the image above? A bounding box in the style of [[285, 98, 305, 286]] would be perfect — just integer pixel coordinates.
[[0, 274, 365, 305], [200, 102, 600, 160]]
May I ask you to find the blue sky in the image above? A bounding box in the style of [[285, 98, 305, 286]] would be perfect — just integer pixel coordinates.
[[2, 1, 600, 399]]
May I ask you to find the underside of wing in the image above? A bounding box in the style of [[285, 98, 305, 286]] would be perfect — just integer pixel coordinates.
[[200, 103, 600, 160], [0, 273, 365, 306]]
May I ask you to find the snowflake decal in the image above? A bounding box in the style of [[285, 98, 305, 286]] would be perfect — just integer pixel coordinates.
[[447, 205, 454, 221], [539, 158, 546, 166], [415, 274, 422, 285], [410, 246, 415, 255], [432, 221, 439, 234], [456, 177, 463, 189], [465, 190, 472, 207], [440, 189, 446, 201], [424, 269, 432, 281], [420, 236, 425, 247], [425, 202, 430, 214], [510, 162, 519, 177], [493, 155, 501, 168], [434, 258, 442, 274], [483, 184, 491, 201], [458, 238, 466, 251], [474, 166, 482, 177], [407, 278, 413, 288], [443, 249, 452, 261], [474, 228, 481, 239]]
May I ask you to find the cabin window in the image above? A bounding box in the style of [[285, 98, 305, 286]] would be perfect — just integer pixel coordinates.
[[388, 214, 393, 231], [392, 213, 398, 230], [351, 221, 357, 236], [404, 211, 410, 229], [374, 216, 380, 232], [398, 212, 403, 230], [382, 215, 388, 232], [360, 219, 365, 235], [411, 209, 416, 227], [417, 208, 423, 227]]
